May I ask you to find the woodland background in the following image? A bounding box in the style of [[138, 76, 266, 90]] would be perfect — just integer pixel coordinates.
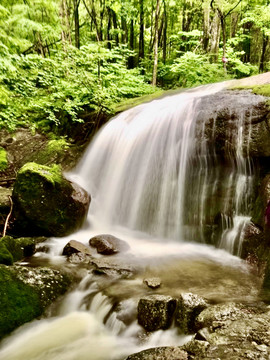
[[0, 0, 269, 135]]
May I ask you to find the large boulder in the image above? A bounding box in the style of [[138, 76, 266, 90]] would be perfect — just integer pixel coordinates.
[[0, 264, 72, 339], [137, 295, 177, 332], [12, 162, 90, 237], [63, 240, 92, 257]]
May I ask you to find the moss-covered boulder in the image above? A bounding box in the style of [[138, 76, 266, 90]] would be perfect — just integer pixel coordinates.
[[0, 236, 45, 265], [12, 162, 90, 237], [0, 264, 72, 339]]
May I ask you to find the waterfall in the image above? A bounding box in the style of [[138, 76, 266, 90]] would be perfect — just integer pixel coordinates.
[[1, 84, 264, 360], [73, 83, 256, 254]]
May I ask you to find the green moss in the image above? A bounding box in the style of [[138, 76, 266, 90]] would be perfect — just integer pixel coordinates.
[[0, 243, 13, 265], [17, 162, 63, 187], [0, 236, 36, 262], [0, 147, 8, 171], [114, 90, 165, 113], [35, 138, 70, 165], [230, 84, 270, 98], [0, 265, 42, 339]]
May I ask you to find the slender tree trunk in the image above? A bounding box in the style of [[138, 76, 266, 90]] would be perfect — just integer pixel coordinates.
[[209, 11, 220, 62], [162, 0, 167, 64], [107, 7, 112, 49], [260, 34, 269, 73], [139, 0, 145, 62], [152, 0, 160, 86], [111, 9, 119, 45], [203, 5, 210, 52], [221, 16, 227, 73], [74, 0, 80, 48], [128, 19, 135, 69], [121, 16, 128, 43]]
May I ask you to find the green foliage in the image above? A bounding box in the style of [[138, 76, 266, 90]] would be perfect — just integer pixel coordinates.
[[0, 44, 156, 132], [168, 52, 226, 88], [0, 147, 8, 171]]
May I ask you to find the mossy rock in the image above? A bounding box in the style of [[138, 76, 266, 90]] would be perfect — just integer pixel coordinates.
[[12, 162, 90, 237], [0, 147, 8, 171], [0, 264, 72, 339], [0, 236, 42, 265], [0, 265, 42, 339]]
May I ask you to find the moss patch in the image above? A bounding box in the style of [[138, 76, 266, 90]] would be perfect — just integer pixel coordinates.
[[17, 162, 63, 187], [114, 90, 165, 113], [0, 147, 8, 171], [35, 138, 70, 165], [0, 265, 42, 339]]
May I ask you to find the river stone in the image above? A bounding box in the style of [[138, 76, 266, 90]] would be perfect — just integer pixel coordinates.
[[143, 277, 161, 289], [12, 162, 90, 237], [63, 240, 92, 257], [89, 234, 130, 255], [90, 257, 134, 278], [175, 292, 208, 334], [126, 346, 188, 360], [137, 295, 177, 332]]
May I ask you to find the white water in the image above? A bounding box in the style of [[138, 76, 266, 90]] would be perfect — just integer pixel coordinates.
[[0, 83, 261, 359]]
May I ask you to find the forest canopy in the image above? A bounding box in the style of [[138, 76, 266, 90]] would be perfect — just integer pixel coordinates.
[[0, 0, 270, 134]]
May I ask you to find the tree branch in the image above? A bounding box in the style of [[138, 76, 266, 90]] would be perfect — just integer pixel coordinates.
[[3, 196, 13, 237]]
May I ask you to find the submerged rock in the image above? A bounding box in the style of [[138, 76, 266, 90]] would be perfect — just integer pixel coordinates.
[[137, 295, 177, 332], [175, 293, 208, 334], [12, 162, 90, 237], [89, 234, 130, 255], [0, 264, 72, 339], [126, 347, 188, 360], [90, 257, 134, 278], [143, 277, 161, 289], [63, 240, 92, 257]]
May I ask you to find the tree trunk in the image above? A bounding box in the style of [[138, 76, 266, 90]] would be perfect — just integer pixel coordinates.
[[203, 5, 210, 52], [209, 11, 220, 62], [260, 34, 269, 73], [152, 0, 160, 86], [139, 0, 145, 61], [128, 19, 135, 69], [74, 0, 80, 48], [162, 0, 167, 64]]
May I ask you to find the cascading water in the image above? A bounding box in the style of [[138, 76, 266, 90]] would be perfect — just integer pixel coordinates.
[[0, 84, 263, 360]]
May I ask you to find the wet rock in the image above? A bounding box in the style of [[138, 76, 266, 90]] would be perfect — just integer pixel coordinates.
[[89, 234, 129, 255], [126, 346, 188, 360], [0, 236, 45, 265], [251, 174, 270, 230], [195, 302, 244, 331], [90, 257, 134, 278], [0, 264, 72, 339], [67, 252, 92, 264], [137, 295, 177, 332], [175, 292, 208, 334], [63, 240, 92, 257], [195, 90, 269, 158], [12, 162, 90, 237], [143, 277, 161, 289]]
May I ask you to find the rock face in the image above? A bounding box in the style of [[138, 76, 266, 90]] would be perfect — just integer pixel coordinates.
[[89, 234, 130, 255], [63, 240, 92, 257], [126, 347, 188, 360], [12, 162, 90, 237], [175, 293, 208, 334], [137, 295, 177, 331], [0, 264, 72, 339]]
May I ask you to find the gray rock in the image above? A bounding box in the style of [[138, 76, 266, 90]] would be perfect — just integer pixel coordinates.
[[126, 346, 188, 360], [175, 292, 208, 334], [143, 277, 161, 289], [63, 240, 92, 257], [137, 295, 177, 332], [90, 257, 134, 278], [89, 234, 129, 255], [67, 252, 92, 264]]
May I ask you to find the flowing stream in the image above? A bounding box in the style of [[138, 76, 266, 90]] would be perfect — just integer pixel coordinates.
[[0, 83, 262, 359]]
